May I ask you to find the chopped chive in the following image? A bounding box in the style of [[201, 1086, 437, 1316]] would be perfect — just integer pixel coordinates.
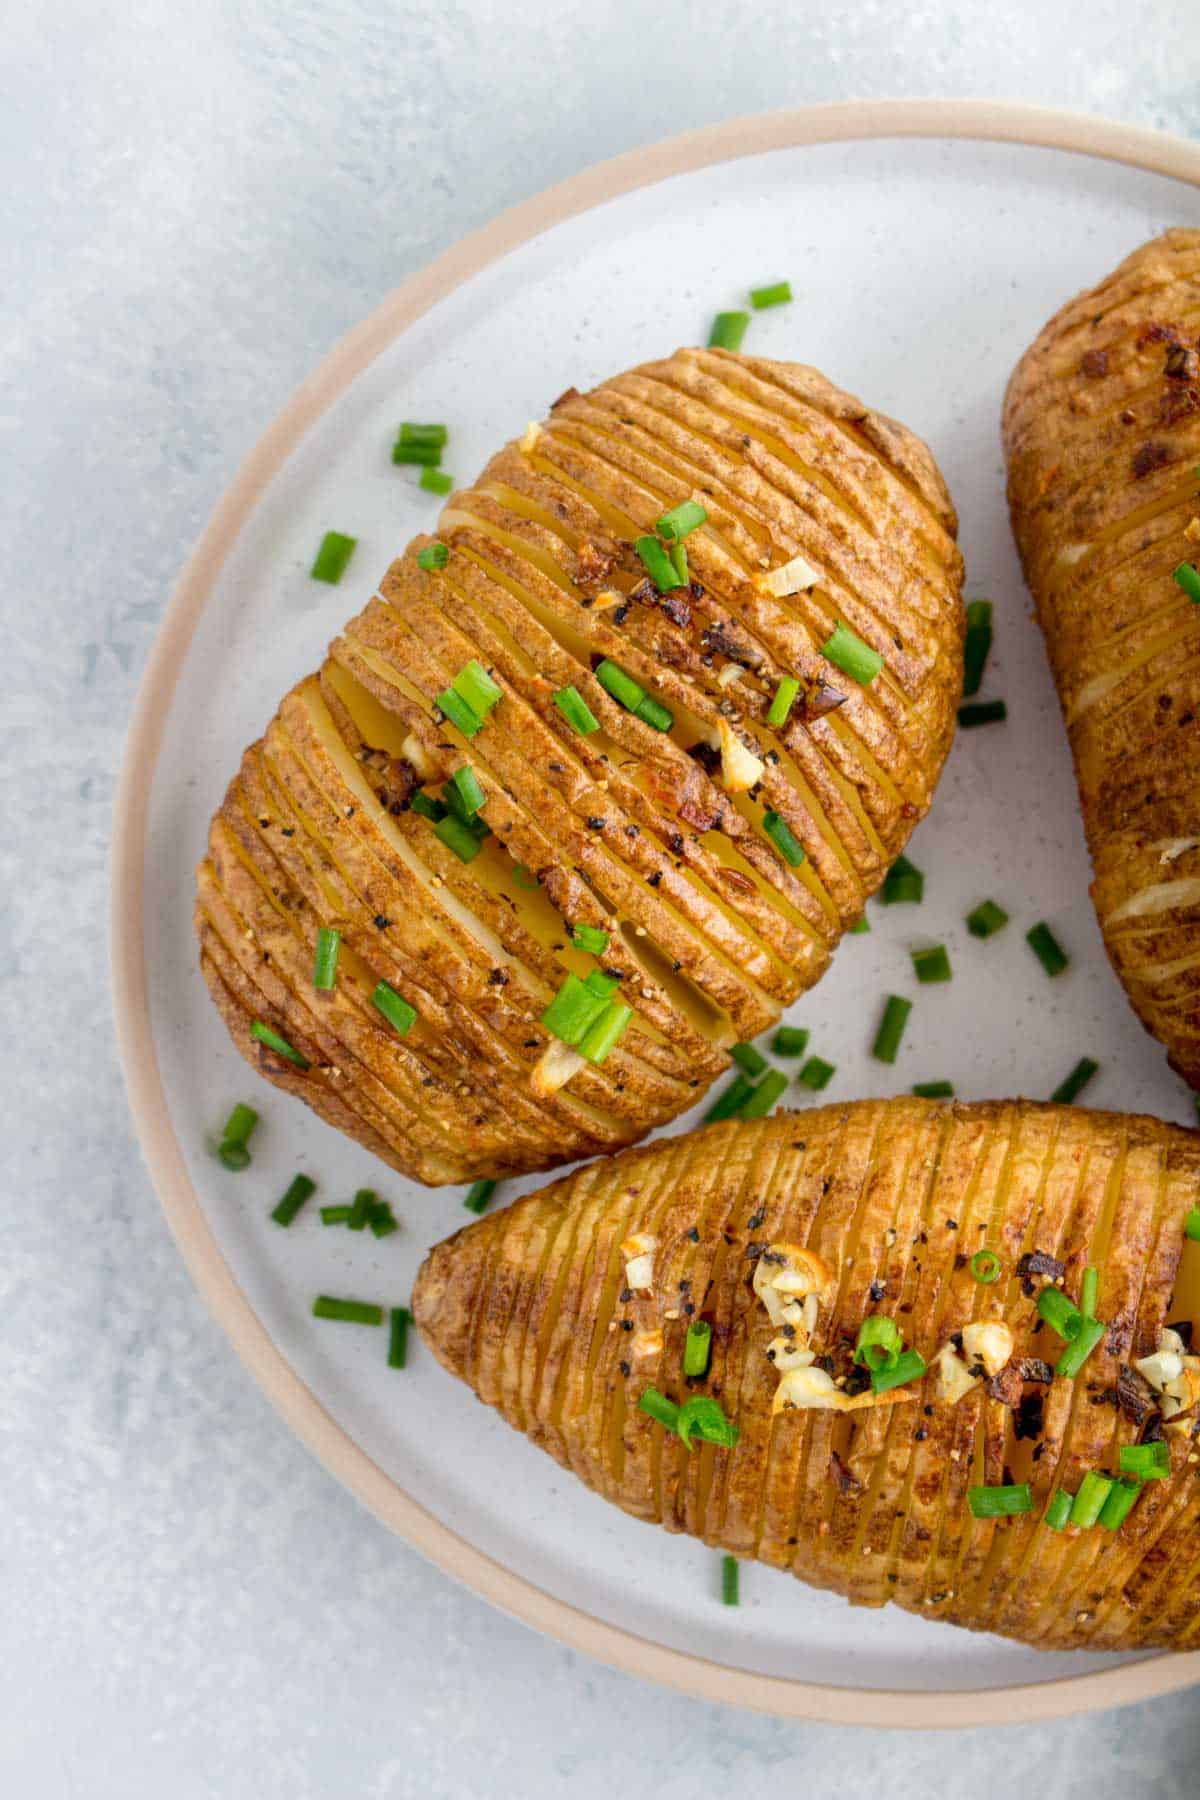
[[914, 1080, 955, 1099], [962, 599, 994, 698], [541, 973, 607, 1047], [1099, 1475, 1141, 1531], [1173, 561, 1200, 604], [872, 1348, 925, 1394], [966, 899, 1008, 938], [797, 1055, 835, 1091], [881, 854, 924, 905], [730, 1042, 768, 1078], [854, 1317, 903, 1370], [970, 1248, 1001, 1284], [388, 1305, 412, 1369], [511, 862, 541, 890], [872, 995, 912, 1064], [958, 700, 1007, 728], [220, 1103, 259, 1149], [397, 422, 448, 449], [911, 944, 952, 984], [435, 686, 484, 738], [721, 1554, 740, 1606], [447, 764, 486, 818], [656, 499, 707, 543], [320, 1205, 352, 1225], [368, 1201, 399, 1239], [822, 620, 883, 685], [771, 1026, 810, 1057], [704, 1073, 755, 1122], [676, 1395, 739, 1449], [464, 1178, 497, 1214], [217, 1141, 252, 1171], [762, 809, 806, 866], [1056, 1315, 1106, 1379], [848, 915, 871, 934], [635, 534, 686, 592], [1051, 1058, 1098, 1105], [668, 541, 688, 586], [347, 1188, 374, 1232], [1027, 921, 1069, 978], [571, 923, 610, 956], [1186, 1207, 1200, 1242], [749, 280, 792, 310], [1037, 1288, 1082, 1341], [1043, 1490, 1074, 1531], [418, 467, 453, 496], [578, 1000, 632, 1065], [312, 1296, 383, 1326], [1070, 1470, 1114, 1528], [1080, 1264, 1099, 1320], [968, 1482, 1033, 1519], [452, 659, 501, 715], [583, 967, 621, 999], [392, 441, 443, 466], [553, 684, 600, 734], [310, 530, 357, 584], [271, 1173, 316, 1227], [410, 790, 446, 822], [249, 1019, 310, 1068], [371, 980, 417, 1036], [595, 659, 646, 711], [441, 777, 489, 828], [416, 541, 449, 570], [313, 925, 341, 991], [766, 676, 801, 729], [633, 694, 674, 732], [709, 311, 750, 351], [1120, 1441, 1170, 1480], [637, 1385, 681, 1431], [683, 1321, 712, 1379], [739, 1069, 788, 1119], [435, 813, 486, 861]]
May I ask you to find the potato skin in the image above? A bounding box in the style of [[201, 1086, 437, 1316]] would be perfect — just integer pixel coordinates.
[[1005, 231, 1200, 1084], [198, 349, 963, 1183], [415, 1100, 1200, 1652]]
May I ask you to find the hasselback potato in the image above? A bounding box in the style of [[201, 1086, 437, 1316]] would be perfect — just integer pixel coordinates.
[[414, 1100, 1200, 1651], [1005, 229, 1200, 1086], [197, 348, 963, 1184]]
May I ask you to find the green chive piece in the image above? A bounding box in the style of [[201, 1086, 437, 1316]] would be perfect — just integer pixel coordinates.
[[656, 499, 707, 543], [767, 676, 801, 729], [397, 422, 448, 449], [571, 923, 610, 956], [762, 809, 806, 866], [541, 973, 607, 1047], [771, 1026, 810, 1057], [388, 1306, 412, 1369], [730, 1042, 768, 1078], [881, 854, 924, 905], [1044, 1490, 1074, 1531], [419, 467, 453, 496], [822, 620, 884, 685], [635, 534, 686, 592], [1080, 1264, 1100, 1320], [668, 541, 688, 587], [958, 700, 1007, 728], [310, 530, 357, 584], [435, 686, 483, 738], [848, 915, 871, 934], [1051, 1058, 1099, 1106], [313, 925, 341, 991], [739, 1069, 788, 1119], [968, 1482, 1033, 1519], [435, 814, 485, 862], [271, 1173, 316, 1227], [970, 1249, 1002, 1284], [676, 1395, 740, 1450], [595, 659, 646, 710], [1120, 1441, 1170, 1480], [1173, 561, 1200, 603], [578, 1000, 632, 1065], [1037, 1287, 1083, 1341], [249, 1019, 309, 1068], [1070, 1470, 1114, 1528], [872, 995, 912, 1064], [721, 1554, 740, 1606], [553, 684, 600, 734], [913, 1080, 955, 1099], [312, 1297, 383, 1327], [416, 541, 449, 570], [854, 1316, 903, 1370], [511, 862, 541, 890], [1027, 921, 1069, 978], [872, 1347, 926, 1394], [410, 790, 446, 821], [217, 1142, 251, 1171], [683, 1320, 712, 1378], [220, 1103, 259, 1149], [583, 968, 621, 999], [633, 694, 675, 732], [347, 1188, 374, 1232], [1099, 1475, 1141, 1531], [447, 764, 486, 818], [749, 280, 792, 310], [966, 899, 1008, 938], [1185, 1207, 1200, 1242], [709, 311, 750, 351], [704, 1073, 755, 1122], [912, 944, 952, 984], [452, 659, 502, 715], [797, 1056, 835, 1091], [464, 1178, 497, 1215], [320, 1205, 352, 1225], [962, 599, 994, 698], [371, 980, 417, 1036], [1056, 1315, 1106, 1380], [392, 441, 443, 466], [637, 1385, 681, 1431], [368, 1202, 399, 1238]]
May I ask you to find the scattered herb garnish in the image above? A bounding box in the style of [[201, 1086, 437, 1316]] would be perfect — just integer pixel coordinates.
[[1051, 1058, 1099, 1105], [966, 899, 1008, 938], [872, 995, 912, 1064], [749, 281, 792, 310], [271, 1173, 316, 1227], [958, 700, 1007, 728], [821, 620, 883, 685], [1027, 921, 1069, 978], [709, 311, 750, 351], [312, 1296, 384, 1326], [962, 599, 994, 697], [968, 1482, 1033, 1519], [912, 944, 952, 984], [310, 531, 357, 584], [881, 854, 923, 905], [388, 1306, 412, 1369], [249, 1020, 309, 1068], [313, 926, 341, 991]]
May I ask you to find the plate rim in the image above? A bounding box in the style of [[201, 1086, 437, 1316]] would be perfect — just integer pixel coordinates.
[[110, 98, 1200, 1727]]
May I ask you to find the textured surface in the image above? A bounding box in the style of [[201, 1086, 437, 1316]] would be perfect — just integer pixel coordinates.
[[5, 0, 1200, 1795]]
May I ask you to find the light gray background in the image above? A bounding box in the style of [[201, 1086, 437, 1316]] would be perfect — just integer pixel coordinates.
[[4, 3, 1199, 1795]]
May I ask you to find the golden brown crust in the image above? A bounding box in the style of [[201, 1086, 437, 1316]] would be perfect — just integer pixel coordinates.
[[414, 1100, 1200, 1652], [198, 349, 964, 1182], [1004, 230, 1200, 1084]]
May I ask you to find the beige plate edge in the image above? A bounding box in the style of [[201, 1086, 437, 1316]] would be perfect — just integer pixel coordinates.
[[109, 98, 1200, 1728]]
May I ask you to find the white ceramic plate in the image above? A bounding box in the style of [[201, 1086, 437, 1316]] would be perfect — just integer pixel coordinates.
[[113, 102, 1200, 1726]]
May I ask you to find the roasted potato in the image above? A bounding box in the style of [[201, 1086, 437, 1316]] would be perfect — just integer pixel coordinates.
[[415, 1100, 1200, 1652], [197, 349, 963, 1184], [1005, 230, 1200, 1085]]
